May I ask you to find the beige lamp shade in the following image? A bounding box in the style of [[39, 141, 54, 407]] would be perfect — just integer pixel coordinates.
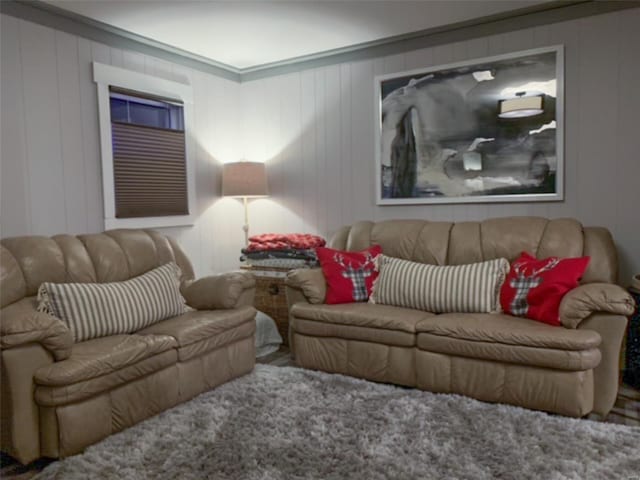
[[222, 161, 268, 197], [498, 94, 543, 119]]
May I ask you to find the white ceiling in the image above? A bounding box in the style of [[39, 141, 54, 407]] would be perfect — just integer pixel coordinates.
[[46, 1, 552, 70]]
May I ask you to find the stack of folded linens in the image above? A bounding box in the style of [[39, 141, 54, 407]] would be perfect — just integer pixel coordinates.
[[240, 233, 325, 269]]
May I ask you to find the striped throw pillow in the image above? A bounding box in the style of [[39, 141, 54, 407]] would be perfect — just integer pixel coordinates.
[[37, 262, 187, 342], [370, 255, 509, 313]]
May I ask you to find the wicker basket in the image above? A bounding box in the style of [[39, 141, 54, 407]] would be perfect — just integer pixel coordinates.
[[242, 265, 294, 346]]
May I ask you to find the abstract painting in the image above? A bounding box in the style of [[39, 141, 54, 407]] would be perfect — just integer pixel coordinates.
[[376, 46, 563, 205]]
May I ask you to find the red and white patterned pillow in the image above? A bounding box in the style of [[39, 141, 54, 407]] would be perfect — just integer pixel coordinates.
[[500, 252, 590, 326], [316, 245, 382, 304]]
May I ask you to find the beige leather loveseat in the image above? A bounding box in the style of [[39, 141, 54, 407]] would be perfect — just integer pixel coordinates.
[[1, 229, 256, 464], [286, 217, 634, 418]]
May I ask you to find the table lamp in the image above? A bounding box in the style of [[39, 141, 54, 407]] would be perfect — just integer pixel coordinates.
[[222, 161, 269, 246]]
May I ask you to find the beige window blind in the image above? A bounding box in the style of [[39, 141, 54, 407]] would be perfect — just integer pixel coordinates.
[[109, 87, 188, 218]]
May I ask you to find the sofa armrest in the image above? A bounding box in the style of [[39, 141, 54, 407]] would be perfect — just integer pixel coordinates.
[[285, 268, 326, 359], [559, 283, 635, 329], [181, 271, 256, 310], [1, 344, 55, 463], [576, 313, 628, 416], [285, 268, 326, 304], [1, 301, 72, 361]]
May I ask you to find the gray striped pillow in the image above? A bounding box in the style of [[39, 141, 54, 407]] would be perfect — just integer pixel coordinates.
[[370, 255, 509, 313], [37, 262, 187, 342]]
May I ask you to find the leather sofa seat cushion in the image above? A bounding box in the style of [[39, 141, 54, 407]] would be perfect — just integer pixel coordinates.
[[34, 334, 177, 387], [416, 333, 601, 371], [137, 306, 256, 347], [35, 350, 177, 407], [416, 313, 601, 350], [291, 303, 433, 333], [294, 318, 415, 347]]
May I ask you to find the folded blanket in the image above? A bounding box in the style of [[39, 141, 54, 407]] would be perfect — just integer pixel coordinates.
[[240, 248, 318, 262], [240, 248, 317, 260], [246, 233, 326, 252]]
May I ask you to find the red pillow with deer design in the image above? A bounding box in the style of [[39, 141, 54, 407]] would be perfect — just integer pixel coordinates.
[[316, 245, 383, 304], [500, 252, 590, 326]]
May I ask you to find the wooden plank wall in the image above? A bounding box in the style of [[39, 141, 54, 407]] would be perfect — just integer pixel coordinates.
[[1, 9, 639, 281], [0, 14, 241, 277], [238, 9, 640, 282]]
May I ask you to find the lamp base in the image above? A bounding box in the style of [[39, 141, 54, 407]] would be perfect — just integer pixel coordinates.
[[243, 197, 249, 246]]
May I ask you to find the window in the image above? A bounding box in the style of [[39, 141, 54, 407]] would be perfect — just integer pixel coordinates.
[[109, 88, 187, 218], [93, 63, 195, 229]]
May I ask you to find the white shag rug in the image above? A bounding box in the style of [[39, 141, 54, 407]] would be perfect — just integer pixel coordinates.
[[36, 365, 640, 480]]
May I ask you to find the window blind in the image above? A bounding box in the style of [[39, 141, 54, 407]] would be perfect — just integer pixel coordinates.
[[109, 88, 188, 218]]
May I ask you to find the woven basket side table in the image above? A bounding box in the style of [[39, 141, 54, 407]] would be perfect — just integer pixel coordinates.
[[241, 265, 295, 346]]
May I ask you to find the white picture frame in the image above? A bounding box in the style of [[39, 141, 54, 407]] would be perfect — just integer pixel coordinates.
[[375, 45, 564, 205]]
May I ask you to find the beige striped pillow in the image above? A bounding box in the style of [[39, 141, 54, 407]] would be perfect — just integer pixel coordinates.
[[37, 262, 187, 342], [370, 255, 509, 313]]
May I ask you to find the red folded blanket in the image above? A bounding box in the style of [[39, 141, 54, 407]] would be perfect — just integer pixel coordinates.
[[246, 233, 326, 252]]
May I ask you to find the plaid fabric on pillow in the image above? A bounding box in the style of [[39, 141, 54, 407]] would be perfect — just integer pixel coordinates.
[[316, 245, 382, 304], [500, 252, 590, 326]]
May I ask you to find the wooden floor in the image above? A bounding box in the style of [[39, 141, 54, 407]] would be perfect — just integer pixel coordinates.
[[607, 383, 640, 426], [256, 347, 296, 367], [3, 347, 638, 478]]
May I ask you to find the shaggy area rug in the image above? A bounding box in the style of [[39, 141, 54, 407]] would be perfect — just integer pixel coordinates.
[[36, 365, 639, 480]]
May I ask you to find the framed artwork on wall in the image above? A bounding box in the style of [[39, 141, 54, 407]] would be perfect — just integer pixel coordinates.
[[375, 45, 564, 205]]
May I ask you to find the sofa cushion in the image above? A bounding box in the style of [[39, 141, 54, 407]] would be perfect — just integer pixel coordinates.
[[416, 332, 601, 371], [370, 256, 509, 314], [316, 245, 382, 304], [291, 303, 432, 333], [293, 318, 415, 347], [34, 334, 177, 387], [1, 245, 27, 307], [415, 313, 601, 351], [500, 252, 590, 326], [34, 350, 177, 407], [37, 263, 187, 342], [137, 307, 256, 361]]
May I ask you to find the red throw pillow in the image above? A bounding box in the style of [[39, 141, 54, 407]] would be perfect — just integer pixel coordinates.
[[316, 245, 382, 304], [500, 252, 590, 326]]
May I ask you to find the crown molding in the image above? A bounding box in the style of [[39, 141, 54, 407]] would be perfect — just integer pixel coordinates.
[[0, 0, 241, 81], [240, 1, 638, 81], [2, 0, 638, 83]]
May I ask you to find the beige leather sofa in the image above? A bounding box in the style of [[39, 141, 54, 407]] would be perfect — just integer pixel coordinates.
[[286, 217, 634, 418], [0, 229, 257, 464]]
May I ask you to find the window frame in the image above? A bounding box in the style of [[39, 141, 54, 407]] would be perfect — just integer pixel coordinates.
[[93, 62, 196, 229]]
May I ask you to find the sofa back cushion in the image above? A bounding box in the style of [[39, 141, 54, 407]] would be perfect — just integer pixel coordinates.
[[1, 237, 66, 303], [0, 245, 28, 307], [38, 263, 187, 342], [1, 229, 195, 308], [329, 217, 617, 284]]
